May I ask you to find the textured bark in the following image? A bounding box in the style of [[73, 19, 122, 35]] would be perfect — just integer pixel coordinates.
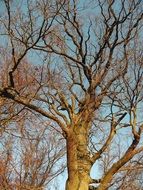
[[66, 124, 92, 190], [66, 132, 80, 190]]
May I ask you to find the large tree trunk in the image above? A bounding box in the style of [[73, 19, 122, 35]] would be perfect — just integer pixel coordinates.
[[66, 124, 92, 190]]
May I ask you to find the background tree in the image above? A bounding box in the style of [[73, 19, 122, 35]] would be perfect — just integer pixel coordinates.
[[0, 29, 66, 189], [0, 111, 66, 190], [0, 0, 143, 190]]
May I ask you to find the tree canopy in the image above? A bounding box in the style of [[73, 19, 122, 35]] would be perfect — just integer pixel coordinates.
[[0, 0, 143, 189]]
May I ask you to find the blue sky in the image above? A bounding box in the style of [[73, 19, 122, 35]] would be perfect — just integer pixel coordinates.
[[1, 0, 143, 189]]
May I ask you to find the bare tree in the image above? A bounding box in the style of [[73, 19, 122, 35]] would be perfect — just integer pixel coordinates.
[[0, 0, 143, 189], [0, 113, 66, 190]]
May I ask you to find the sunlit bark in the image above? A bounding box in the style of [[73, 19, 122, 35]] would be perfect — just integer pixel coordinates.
[[0, 0, 143, 189]]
